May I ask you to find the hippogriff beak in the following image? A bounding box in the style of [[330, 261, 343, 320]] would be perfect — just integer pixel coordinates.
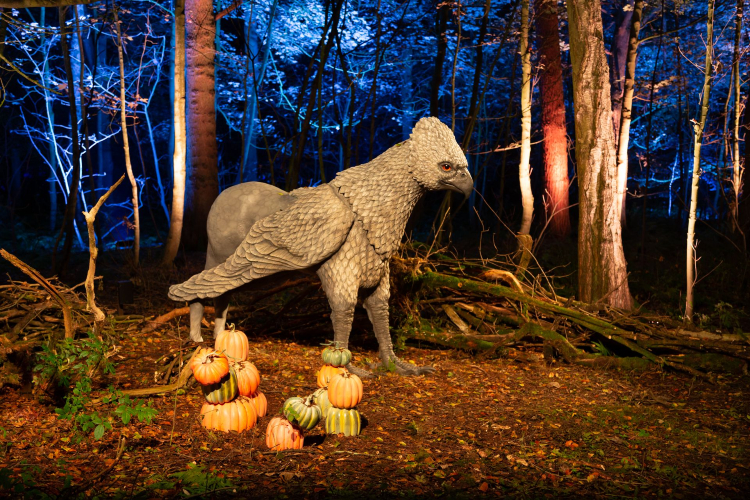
[[443, 170, 474, 200]]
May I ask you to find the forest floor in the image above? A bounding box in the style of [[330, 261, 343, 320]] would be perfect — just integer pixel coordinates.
[[1, 248, 749, 498]]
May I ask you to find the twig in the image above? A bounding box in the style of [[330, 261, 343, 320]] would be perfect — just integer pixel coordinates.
[[83, 175, 126, 335], [63, 434, 127, 495], [120, 347, 199, 397], [143, 306, 216, 333]]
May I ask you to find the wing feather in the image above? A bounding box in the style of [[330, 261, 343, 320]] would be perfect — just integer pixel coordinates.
[[169, 186, 354, 301]]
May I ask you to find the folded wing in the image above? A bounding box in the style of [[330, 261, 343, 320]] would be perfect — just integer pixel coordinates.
[[169, 186, 354, 301]]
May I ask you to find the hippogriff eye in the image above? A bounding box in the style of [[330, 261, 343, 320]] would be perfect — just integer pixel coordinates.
[[440, 163, 452, 172]]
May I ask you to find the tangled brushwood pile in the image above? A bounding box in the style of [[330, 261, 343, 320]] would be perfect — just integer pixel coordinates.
[[0, 275, 93, 388], [389, 243, 750, 380]]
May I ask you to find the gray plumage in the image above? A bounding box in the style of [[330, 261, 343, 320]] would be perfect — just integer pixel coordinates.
[[169, 117, 472, 376]]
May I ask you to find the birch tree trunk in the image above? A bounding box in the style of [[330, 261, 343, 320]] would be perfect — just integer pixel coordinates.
[[162, 0, 186, 267], [610, 0, 634, 142], [615, 0, 644, 226], [113, 5, 139, 265], [685, 0, 716, 322], [567, 0, 632, 309], [517, 0, 533, 268], [183, 0, 218, 249], [534, 0, 570, 237]]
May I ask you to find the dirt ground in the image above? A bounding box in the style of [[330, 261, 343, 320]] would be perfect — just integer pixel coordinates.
[[2, 328, 749, 498], [1, 252, 749, 499]]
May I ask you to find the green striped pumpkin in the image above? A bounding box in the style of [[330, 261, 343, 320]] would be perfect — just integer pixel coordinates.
[[325, 407, 361, 436], [282, 395, 322, 430], [311, 388, 332, 415], [202, 368, 239, 404], [321, 345, 352, 367]]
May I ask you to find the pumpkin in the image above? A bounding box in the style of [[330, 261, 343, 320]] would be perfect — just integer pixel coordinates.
[[265, 417, 304, 451], [325, 407, 361, 436], [189, 348, 230, 385], [235, 395, 259, 427], [316, 364, 346, 388], [215, 323, 249, 362], [327, 371, 363, 409], [311, 388, 332, 415], [321, 344, 352, 367], [200, 399, 256, 432], [202, 368, 239, 404], [282, 395, 322, 430], [246, 390, 268, 417], [233, 360, 261, 396]]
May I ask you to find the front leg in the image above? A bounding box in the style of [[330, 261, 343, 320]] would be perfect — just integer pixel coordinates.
[[188, 300, 205, 342], [318, 262, 374, 379], [363, 267, 434, 376]]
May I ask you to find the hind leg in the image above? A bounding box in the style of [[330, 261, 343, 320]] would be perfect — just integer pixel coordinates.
[[189, 301, 205, 342], [213, 293, 231, 337]]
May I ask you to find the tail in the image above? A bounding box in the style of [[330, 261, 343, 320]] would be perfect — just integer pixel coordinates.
[[168, 263, 251, 302]]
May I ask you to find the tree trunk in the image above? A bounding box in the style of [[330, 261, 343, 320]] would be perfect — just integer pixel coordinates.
[[730, 0, 744, 237], [162, 0, 186, 267], [53, 5, 82, 276], [368, 0, 384, 160], [462, 0, 491, 150], [518, 0, 533, 237], [641, 12, 664, 261], [566, 0, 632, 309], [285, 0, 344, 191], [610, 0, 634, 142], [685, 0, 716, 322], [430, 1, 449, 117], [240, 0, 277, 183], [113, 4, 139, 265], [183, 0, 218, 249], [534, 0, 569, 237], [449, 1, 462, 132], [615, 0, 644, 227]]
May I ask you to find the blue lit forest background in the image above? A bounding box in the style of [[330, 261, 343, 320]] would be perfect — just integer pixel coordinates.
[[0, 0, 748, 315]]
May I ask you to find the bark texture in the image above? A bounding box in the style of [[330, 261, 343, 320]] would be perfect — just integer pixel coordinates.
[[615, 0, 644, 226], [685, 0, 715, 322], [534, 0, 570, 237], [610, 0, 634, 141], [518, 0, 533, 237], [566, 0, 632, 309], [184, 0, 218, 249]]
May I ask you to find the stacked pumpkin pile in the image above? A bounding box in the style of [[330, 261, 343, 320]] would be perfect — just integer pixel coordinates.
[[191, 325, 268, 432], [263, 344, 364, 450], [314, 344, 363, 437]]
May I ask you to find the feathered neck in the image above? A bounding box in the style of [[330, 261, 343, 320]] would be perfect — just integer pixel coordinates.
[[329, 142, 424, 257]]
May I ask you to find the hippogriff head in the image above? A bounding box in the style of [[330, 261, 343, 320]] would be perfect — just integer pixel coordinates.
[[407, 117, 473, 199]]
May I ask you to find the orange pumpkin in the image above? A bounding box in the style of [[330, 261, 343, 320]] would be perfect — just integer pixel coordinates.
[[246, 390, 268, 417], [316, 364, 346, 388], [200, 399, 256, 432], [235, 396, 259, 426], [215, 323, 249, 362], [233, 361, 261, 396], [327, 371, 363, 409], [265, 417, 304, 451], [189, 348, 230, 385]]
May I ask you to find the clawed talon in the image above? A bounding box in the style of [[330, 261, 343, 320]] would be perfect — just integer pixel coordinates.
[[345, 363, 375, 379], [373, 356, 435, 376], [189, 334, 204, 343]]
